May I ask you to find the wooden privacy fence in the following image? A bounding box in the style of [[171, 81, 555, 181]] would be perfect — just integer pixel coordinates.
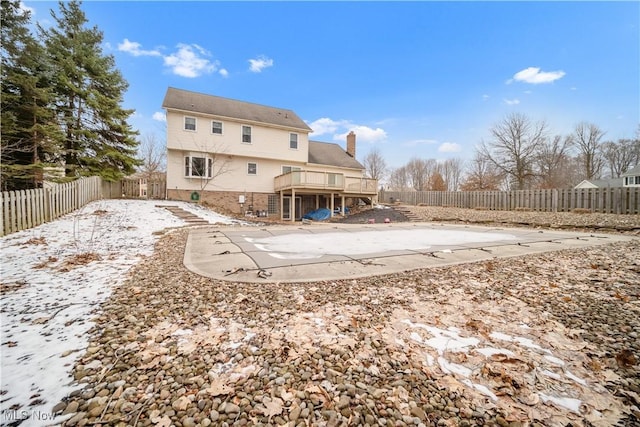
[[101, 178, 166, 199], [1, 177, 168, 237], [1, 176, 103, 237], [379, 187, 640, 214]]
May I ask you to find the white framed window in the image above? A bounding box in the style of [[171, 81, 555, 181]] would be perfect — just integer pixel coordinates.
[[184, 155, 213, 178], [247, 162, 257, 175], [184, 116, 196, 131], [289, 133, 298, 149], [242, 125, 252, 143], [211, 121, 223, 135]]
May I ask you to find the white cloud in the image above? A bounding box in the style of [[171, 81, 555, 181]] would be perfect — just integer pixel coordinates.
[[438, 142, 461, 153], [19, 1, 34, 15], [482, 94, 490, 101], [336, 126, 387, 144], [503, 98, 521, 105], [308, 118, 349, 136], [152, 112, 166, 122], [164, 44, 218, 78], [248, 56, 274, 73], [219, 69, 229, 78], [307, 118, 387, 143], [509, 67, 566, 84], [118, 38, 162, 57]]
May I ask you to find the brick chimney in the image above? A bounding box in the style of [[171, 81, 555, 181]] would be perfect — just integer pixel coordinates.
[[346, 131, 356, 158]]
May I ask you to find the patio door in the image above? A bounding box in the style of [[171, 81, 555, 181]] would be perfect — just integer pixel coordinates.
[[283, 196, 302, 220]]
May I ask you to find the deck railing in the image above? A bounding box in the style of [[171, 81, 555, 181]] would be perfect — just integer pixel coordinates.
[[274, 170, 377, 194]]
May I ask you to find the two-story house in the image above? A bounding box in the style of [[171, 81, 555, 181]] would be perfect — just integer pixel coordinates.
[[162, 87, 377, 221]]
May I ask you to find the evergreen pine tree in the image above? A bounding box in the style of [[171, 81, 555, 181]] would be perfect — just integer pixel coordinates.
[[1, 0, 62, 190], [40, 0, 140, 180]]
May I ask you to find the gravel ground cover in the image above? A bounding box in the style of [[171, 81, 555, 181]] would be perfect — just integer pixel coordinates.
[[46, 207, 640, 427]]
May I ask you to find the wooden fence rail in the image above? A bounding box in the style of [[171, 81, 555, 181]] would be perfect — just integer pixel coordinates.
[[379, 188, 640, 214], [1, 177, 168, 237], [1, 176, 104, 237]]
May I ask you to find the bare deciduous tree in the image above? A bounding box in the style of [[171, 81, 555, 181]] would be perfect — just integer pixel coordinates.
[[570, 122, 605, 180], [535, 135, 575, 188], [479, 113, 547, 190], [387, 166, 410, 191], [137, 133, 166, 179], [362, 146, 388, 181], [460, 152, 504, 191], [405, 157, 436, 190], [440, 157, 464, 191], [601, 138, 640, 178]]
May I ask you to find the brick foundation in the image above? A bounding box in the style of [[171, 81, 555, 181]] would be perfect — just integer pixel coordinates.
[[167, 189, 275, 216]]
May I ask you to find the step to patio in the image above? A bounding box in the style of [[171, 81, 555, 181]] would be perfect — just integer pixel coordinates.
[[157, 205, 211, 226], [391, 206, 421, 222]]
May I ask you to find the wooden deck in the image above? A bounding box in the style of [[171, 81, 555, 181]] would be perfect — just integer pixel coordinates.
[[274, 170, 377, 195]]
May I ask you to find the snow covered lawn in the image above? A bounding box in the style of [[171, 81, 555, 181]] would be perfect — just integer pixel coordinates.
[[0, 199, 240, 425]]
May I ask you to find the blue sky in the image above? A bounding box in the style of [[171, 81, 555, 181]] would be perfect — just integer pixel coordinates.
[[25, 1, 640, 169]]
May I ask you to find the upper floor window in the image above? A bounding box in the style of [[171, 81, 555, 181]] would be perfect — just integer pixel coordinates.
[[211, 121, 223, 135], [290, 133, 298, 149], [184, 116, 196, 131], [247, 162, 257, 175], [184, 155, 212, 178], [242, 125, 252, 143]]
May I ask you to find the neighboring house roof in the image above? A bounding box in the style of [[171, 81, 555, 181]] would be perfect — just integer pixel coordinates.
[[622, 165, 640, 176], [308, 141, 364, 170], [162, 87, 312, 132], [574, 178, 623, 189]]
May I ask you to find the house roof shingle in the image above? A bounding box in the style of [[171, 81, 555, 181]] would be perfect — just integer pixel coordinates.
[[162, 87, 312, 132], [308, 141, 364, 170], [622, 165, 640, 176], [575, 178, 623, 188]]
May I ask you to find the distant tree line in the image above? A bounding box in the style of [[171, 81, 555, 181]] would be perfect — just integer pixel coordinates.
[[370, 113, 639, 192], [1, 0, 140, 191]]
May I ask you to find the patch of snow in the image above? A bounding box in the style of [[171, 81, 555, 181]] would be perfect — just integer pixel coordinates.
[[490, 331, 552, 355], [489, 331, 514, 342], [410, 332, 423, 343], [438, 357, 472, 377], [565, 371, 587, 386], [539, 393, 582, 413], [425, 354, 435, 366], [0, 199, 239, 424], [544, 355, 566, 366], [172, 328, 193, 336], [540, 369, 563, 380], [462, 379, 498, 401]]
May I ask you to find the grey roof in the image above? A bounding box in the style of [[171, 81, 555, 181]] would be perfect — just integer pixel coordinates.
[[308, 141, 364, 170], [580, 178, 624, 188], [622, 165, 640, 176], [162, 87, 312, 132]]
